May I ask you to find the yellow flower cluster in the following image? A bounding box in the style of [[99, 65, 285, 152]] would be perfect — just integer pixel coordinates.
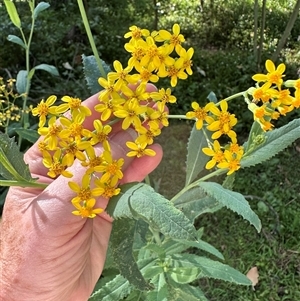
[[185, 59, 300, 176], [32, 24, 194, 218], [0, 77, 22, 128], [249, 59, 300, 131]]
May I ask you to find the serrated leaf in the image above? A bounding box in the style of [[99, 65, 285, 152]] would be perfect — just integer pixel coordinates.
[[168, 281, 208, 301], [4, 0, 21, 28], [82, 54, 111, 94], [173, 186, 223, 222], [88, 274, 132, 301], [171, 254, 251, 285], [111, 218, 152, 291], [15, 128, 39, 143], [167, 284, 204, 301], [33, 2, 50, 20], [198, 182, 261, 232], [34, 64, 59, 76], [7, 35, 26, 49], [169, 267, 200, 284], [0, 133, 33, 181], [177, 239, 224, 260], [185, 125, 211, 185], [241, 118, 300, 168], [16, 70, 28, 94]]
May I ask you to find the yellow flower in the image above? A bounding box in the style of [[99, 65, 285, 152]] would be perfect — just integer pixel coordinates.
[[155, 23, 185, 53], [81, 146, 104, 175], [94, 177, 121, 199], [72, 198, 104, 218], [252, 59, 285, 88], [248, 103, 274, 131], [125, 41, 146, 69], [98, 77, 122, 102], [113, 99, 147, 130], [148, 101, 169, 128], [206, 100, 237, 140], [178, 47, 194, 75], [56, 96, 91, 119], [135, 64, 159, 83], [202, 140, 225, 169], [124, 25, 150, 41], [186, 102, 214, 130], [32, 95, 58, 127], [150, 88, 177, 104], [136, 125, 161, 145], [95, 96, 125, 121], [68, 174, 103, 204], [89, 119, 112, 150], [59, 140, 86, 167], [38, 116, 62, 150], [217, 149, 244, 175], [42, 149, 73, 178], [94, 150, 124, 183], [126, 140, 156, 158]]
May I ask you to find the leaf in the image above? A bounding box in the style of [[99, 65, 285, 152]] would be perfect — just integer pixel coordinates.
[[246, 266, 259, 289], [110, 218, 153, 291], [199, 182, 261, 232], [241, 118, 300, 168], [185, 125, 211, 185], [16, 70, 28, 94], [82, 54, 111, 94], [168, 281, 208, 301], [173, 186, 223, 222], [0, 133, 33, 182], [4, 0, 21, 28], [207, 91, 218, 103], [168, 267, 200, 284], [88, 274, 132, 301], [167, 284, 205, 301], [33, 2, 50, 20], [171, 254, 252, 285], [15, 128, 39, 144], [107, 183, 197, 241], [34, 64, 59, 76], [7, 35, 26, 49]]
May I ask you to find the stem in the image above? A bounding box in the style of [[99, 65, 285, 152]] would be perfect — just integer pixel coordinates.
[[167, 114, 190, 120], [77, 0, 107, 78], [222, 91, 247, 103], [0, 179, 48, 189], [171, 168, 225, 203]]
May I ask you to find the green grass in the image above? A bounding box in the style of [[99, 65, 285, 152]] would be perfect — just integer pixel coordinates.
[[151, 121, 300, 301]]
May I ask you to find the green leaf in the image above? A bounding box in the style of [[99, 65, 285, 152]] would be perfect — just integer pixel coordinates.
[[33, 2, 50, 20], [7, 34, 26, 49], [167, 284, 205, 301], [168, 281, 208, 301], [145, 274, 168, 301], [199, 182, 261, 232], [241, 118, 300, 168], [185, 125, 210, 185], [108, 183, 197, 241], [173, 186, 223, 222], [168, 267, 200, 284], [88, 275, 132, 301], [143, 266, 164, 280], [207, 91, 218, 103], [111, 218, 153, 291], [4, 0, 21, 28], [15, 128, 39, 144], [34, 64, 59, 76], [82, 54, 111, 94], [0, 133, 34, 182], [243, 121, 264, 153], [16, 70, 28, 94], [171, 254, 251, 285]]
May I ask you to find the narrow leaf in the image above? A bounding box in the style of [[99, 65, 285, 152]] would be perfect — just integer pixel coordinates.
[[33, 2, 50, 20], [185, 125, 211, 185], [34, 64, 59, 76], [173, 186, 223, 222], [0, 133, 33, 182], [89, 275, 132, 301], [108, 183, 197, 241], [4, 0, 21, 28], [199, 182, 261, 232], [7, 35, 26, 49], [242, 118, 300, 168], [82, 54, 111, 94], [110, 218, 152, 291], [16, 70, 28, 94], [15, 128, 39, 143], [171, 254, 251, 285]]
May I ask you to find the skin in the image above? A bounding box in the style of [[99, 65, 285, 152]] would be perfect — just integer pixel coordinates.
[[0, 86, 163, 301]]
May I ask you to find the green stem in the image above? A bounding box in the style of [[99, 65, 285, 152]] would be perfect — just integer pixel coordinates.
[[77, 0, 107, 78], [221, 91, 247, 104], [171, 168, 225, 203], [167, 114, 190, 120], [0, 179, 48, 188]]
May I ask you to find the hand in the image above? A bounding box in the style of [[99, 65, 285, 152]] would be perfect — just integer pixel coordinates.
[[0, 87, 163, 301]]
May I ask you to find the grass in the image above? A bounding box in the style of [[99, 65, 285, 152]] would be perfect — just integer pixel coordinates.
[[150, 121, 300, 301]]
